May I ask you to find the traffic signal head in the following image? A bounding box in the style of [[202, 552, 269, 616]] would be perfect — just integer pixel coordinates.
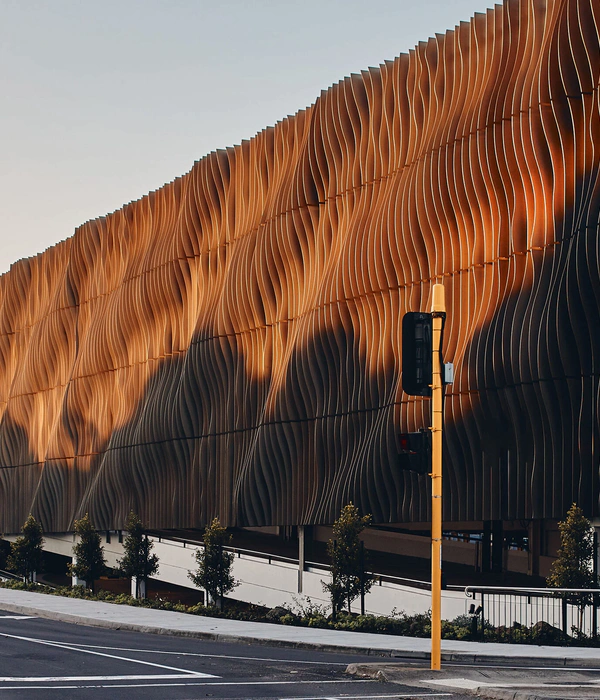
[[402, 312, 432, 396], [397, 429, 431, 474]]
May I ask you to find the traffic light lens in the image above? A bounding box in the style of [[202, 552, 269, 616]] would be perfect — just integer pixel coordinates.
[[397, 430, 431, 473], [402, 312, 433, 396]]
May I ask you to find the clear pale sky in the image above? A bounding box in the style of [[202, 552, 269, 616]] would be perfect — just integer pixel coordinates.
[[1, 0, 492, 275]]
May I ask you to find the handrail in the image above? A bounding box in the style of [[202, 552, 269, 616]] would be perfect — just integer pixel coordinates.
[[153, 534, 309, 567], [0, 569, 20, 581], [152, 534, 432, 591], [464, 584, 600, 643], [465, 585, 600, 596], [0, 570, 59, 590], [376, 573, 431, 590]]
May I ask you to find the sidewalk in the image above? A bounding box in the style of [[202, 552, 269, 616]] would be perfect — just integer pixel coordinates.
[[1, 586, 600, 668], [3, 587, 600, 699]]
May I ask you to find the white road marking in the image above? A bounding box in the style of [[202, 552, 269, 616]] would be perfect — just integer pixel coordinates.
[[0, 616, 35, 620], [0, 632, 216, 677], [0, 674, 206, 682], [279, 695, 452, 699], [33, 639, 348, 665], [428, 677, 600, 690], [0, 679, 374, 690]]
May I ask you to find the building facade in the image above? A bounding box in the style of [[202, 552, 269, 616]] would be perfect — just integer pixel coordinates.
[[0, 0, 598, 539]]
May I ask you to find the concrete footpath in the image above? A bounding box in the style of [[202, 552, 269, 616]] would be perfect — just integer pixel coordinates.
[[1, 587, 600, 699]]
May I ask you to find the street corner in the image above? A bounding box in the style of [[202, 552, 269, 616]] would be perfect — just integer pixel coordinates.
[[345, 660, 450, 683], [420, 667, 600, 700], [346, 662, 600, 699]]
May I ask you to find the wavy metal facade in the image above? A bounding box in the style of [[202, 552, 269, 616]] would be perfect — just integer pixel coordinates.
[[1, 0, 599, 533]]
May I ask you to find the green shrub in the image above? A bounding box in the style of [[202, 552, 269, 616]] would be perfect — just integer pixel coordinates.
[[0, 578, 599, 647], [306, 615, 328, 628]]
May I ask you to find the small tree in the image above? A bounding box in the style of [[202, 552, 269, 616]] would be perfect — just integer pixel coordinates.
[[547, 503, 596, 631], [323, 503, 374, 615], [189, 518, 237, 609], [0, 534, 7, 571], [117, 511, 159, 598], [68, 514, 107, 593], [7, 514, 44, 583], [547, 503, 596, 589]]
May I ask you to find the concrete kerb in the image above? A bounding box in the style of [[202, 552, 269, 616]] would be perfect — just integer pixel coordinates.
[[474, 693, 555, 700], [0, 597, 423, 657], [2, 590, 600, 670]]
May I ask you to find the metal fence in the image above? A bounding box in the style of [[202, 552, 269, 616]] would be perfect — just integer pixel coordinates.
[[465, 586, 600, 643]]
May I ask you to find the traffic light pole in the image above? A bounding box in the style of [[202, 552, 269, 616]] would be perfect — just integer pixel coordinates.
[[430, 283, 445, 671]]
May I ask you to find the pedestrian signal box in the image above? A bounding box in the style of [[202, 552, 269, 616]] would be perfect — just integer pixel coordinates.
[[398, 429, 431, 474], [402, 312, 432, 396]]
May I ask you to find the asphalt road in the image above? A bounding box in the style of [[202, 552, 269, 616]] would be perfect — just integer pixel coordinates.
[[0, 611, 472, 699]]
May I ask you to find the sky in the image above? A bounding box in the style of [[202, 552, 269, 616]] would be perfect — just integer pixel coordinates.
[[1, 0, 493, 275]]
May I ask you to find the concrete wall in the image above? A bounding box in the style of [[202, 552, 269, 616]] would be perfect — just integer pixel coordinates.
[[36, 533, 469, 619], [138, 536, 468, 619]]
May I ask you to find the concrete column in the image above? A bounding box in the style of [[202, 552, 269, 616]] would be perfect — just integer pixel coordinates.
[[482, 521, 491, 573], [528, 519, 541, 577], [131, 577, 146, 599], [491, 520, 503, 574], [298, 525, 305, 593], [71, 557, 85, 588], [594, 526, 600, 586]]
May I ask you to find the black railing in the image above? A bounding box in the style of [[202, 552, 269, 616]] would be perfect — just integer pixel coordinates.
[[465, 586, 600, 644], [0, 569, 20, 582]]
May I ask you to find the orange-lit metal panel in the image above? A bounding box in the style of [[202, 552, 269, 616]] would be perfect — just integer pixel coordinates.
[[0, 0, 599, 532]]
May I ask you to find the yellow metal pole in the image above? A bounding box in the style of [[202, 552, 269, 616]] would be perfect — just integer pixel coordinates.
[[430, 283, 445, 671]]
